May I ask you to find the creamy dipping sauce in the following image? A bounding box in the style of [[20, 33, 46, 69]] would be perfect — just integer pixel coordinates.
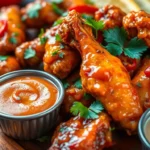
[[144, 118, 150, 143], [0, 76, 58, 116]]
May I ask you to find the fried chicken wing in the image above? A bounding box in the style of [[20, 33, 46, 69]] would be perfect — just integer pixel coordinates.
[[132, 57, 150, 110], [0, 6, 25, 55], [44, 25, 80, 79], [0, 56, 20, 75], [15, 29, 48, 68], [49, 113, 112, 150], [123, 11, 150, 47], [58, 10, 143, 133], [21, 0, 60, 28], [95, 5, 126, 29]]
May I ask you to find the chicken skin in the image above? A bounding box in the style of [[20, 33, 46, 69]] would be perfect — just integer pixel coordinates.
[[49, 113, 112, 150], [95, 5, 126, 29], [44, 25, 80, 79], [0, 56, 20, 75], [58, 10, 143, 133], [123, 11, 150, 47], [21, 0, 60, 28], [132, 57, 150, 110], [15, 29, 48, 68], [0, 6, 25, 55]]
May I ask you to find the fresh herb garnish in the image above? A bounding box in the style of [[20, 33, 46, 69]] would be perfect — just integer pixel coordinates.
[[83, 93, 92, 100], [103, 27, 148, 59], [24, 48, 36, 59], [51, 50, 59, 56], [62, 80, 70, 89], [37, 136, 49, 142], [85, 0, 94, 5], [85, 18, 104, 38], [55, 34, 62, 42], [53, 19, 63, 26], [60, 43, 65, 49], [0, 55, 8, 61], [51, 0, 63, 4], [74, 78, 82, 89], [52, 3, 64, 15], [9, 37, 17, 44], [70, 100, 104, 119], [59, 52, 64, 58], [136, 82, 142, 88], [38, 28, 48, 44], [82, 14, 93, 20], [27, 3, 42, 18]]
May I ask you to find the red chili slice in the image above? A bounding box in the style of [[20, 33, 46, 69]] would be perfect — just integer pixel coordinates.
[[0, 20, 8, 37], [69, 5, 98, 14], [125, 58, 137, 72], [144, 66, 150, 77]]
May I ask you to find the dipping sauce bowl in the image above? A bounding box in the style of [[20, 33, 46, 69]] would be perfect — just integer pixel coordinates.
[[0, 70, 64, 140], [138, 109, 150, 150]]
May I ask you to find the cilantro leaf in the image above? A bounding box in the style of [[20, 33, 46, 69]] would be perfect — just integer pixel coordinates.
[[51, 0, 63, 4], [51, 50, 59, 56], [38, 28, 44, 37], [136, 82, 142, 88], [55, 34, 62, 42], [0, 55, 8, 61], [103, 27, 127, 46], [74, 79, 82, 89], [40, 36, 48, 45], [52, 3, 64, 15], [9, 37, 17, 44], [27, 3, 42, 18], [124, 37, 148, 59], [24, 48, 36, 59], [60, 43, 65, 49], [62, 80, 70, 89], [70, 101, 104, 119], [37, 136, 49, 142], [82, 14, 93, 20], [53, 19, 63, 26], [105, 43, 123, 56]]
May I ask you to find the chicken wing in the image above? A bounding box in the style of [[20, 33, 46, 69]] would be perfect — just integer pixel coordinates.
[[21, 0, 60, 28], [95, 5, 126, 29], [44, 25, 80, 79], [0, 6, 25, 55], [58, 10, 143, 133], [132, 57, 150, 110], [0, 56, 20, 75], [49, 113, 112, 150], [123, 11, 150, 47]]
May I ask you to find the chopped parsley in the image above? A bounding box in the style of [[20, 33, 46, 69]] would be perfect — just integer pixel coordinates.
[[0, 55, 8, 61], [59, 52, 64, 58], [52, 3, 64, 15], [51, 50, 59, 56], [24, 48, 36, 59], [27, 3, 42, 19], [136, 82, 142, 88], [38, 28, 48, 44], [70, 100, 104, 119], [85, 18, 104, 38], [103, 27, 148, 59], [51, 0, 63, 4], [53, 19, 63, 26], [55, 34, 62, 42], [60, 43, 65, 49], [62, 80, 70, 89], [74, 78, 82, 89], [9, 37, 17, 44]]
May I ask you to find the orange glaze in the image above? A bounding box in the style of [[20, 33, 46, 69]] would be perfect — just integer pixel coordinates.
[[0, 76, 58, 116]]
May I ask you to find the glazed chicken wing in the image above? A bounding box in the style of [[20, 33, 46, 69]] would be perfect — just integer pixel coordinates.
[[58, 10, 143, 133], [95, 5, 126, 29], [21, 0, 60, 28], [123, 11, 150, 47], [44, 25, 80, 79], [132, 57, 150, 110], [0, 6, 25, 55], [49, 113, 112, 150], [0, 56, 20, 75]]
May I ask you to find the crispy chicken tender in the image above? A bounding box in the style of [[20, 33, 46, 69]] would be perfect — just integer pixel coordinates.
[[95, 5, 126, 29], [49, 113, 112, 150], [44, 25, 80, 79], [123, 11, 150, 47], [0, 56, 20, 75], [21, 0, 59, 28], [132, 57, 150, 110], [15, 29, 48, 68], [0, 6, 25, 55], [58, 10, 143, 133]]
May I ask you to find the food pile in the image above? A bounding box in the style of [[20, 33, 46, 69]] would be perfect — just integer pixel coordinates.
[[0, 0, 150, 149]]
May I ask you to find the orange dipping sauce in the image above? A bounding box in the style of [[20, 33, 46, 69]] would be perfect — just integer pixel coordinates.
[[0, 76, 58, 116]]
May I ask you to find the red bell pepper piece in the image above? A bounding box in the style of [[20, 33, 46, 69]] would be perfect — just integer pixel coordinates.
[[144, 66, 150, 77], [125, 58, 137, 72], [0, 20, 8, 37], [69, 5, 98, 14]]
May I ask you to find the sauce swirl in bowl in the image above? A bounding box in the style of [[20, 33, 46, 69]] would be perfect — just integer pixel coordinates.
[[0, 76, 58, 116]]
